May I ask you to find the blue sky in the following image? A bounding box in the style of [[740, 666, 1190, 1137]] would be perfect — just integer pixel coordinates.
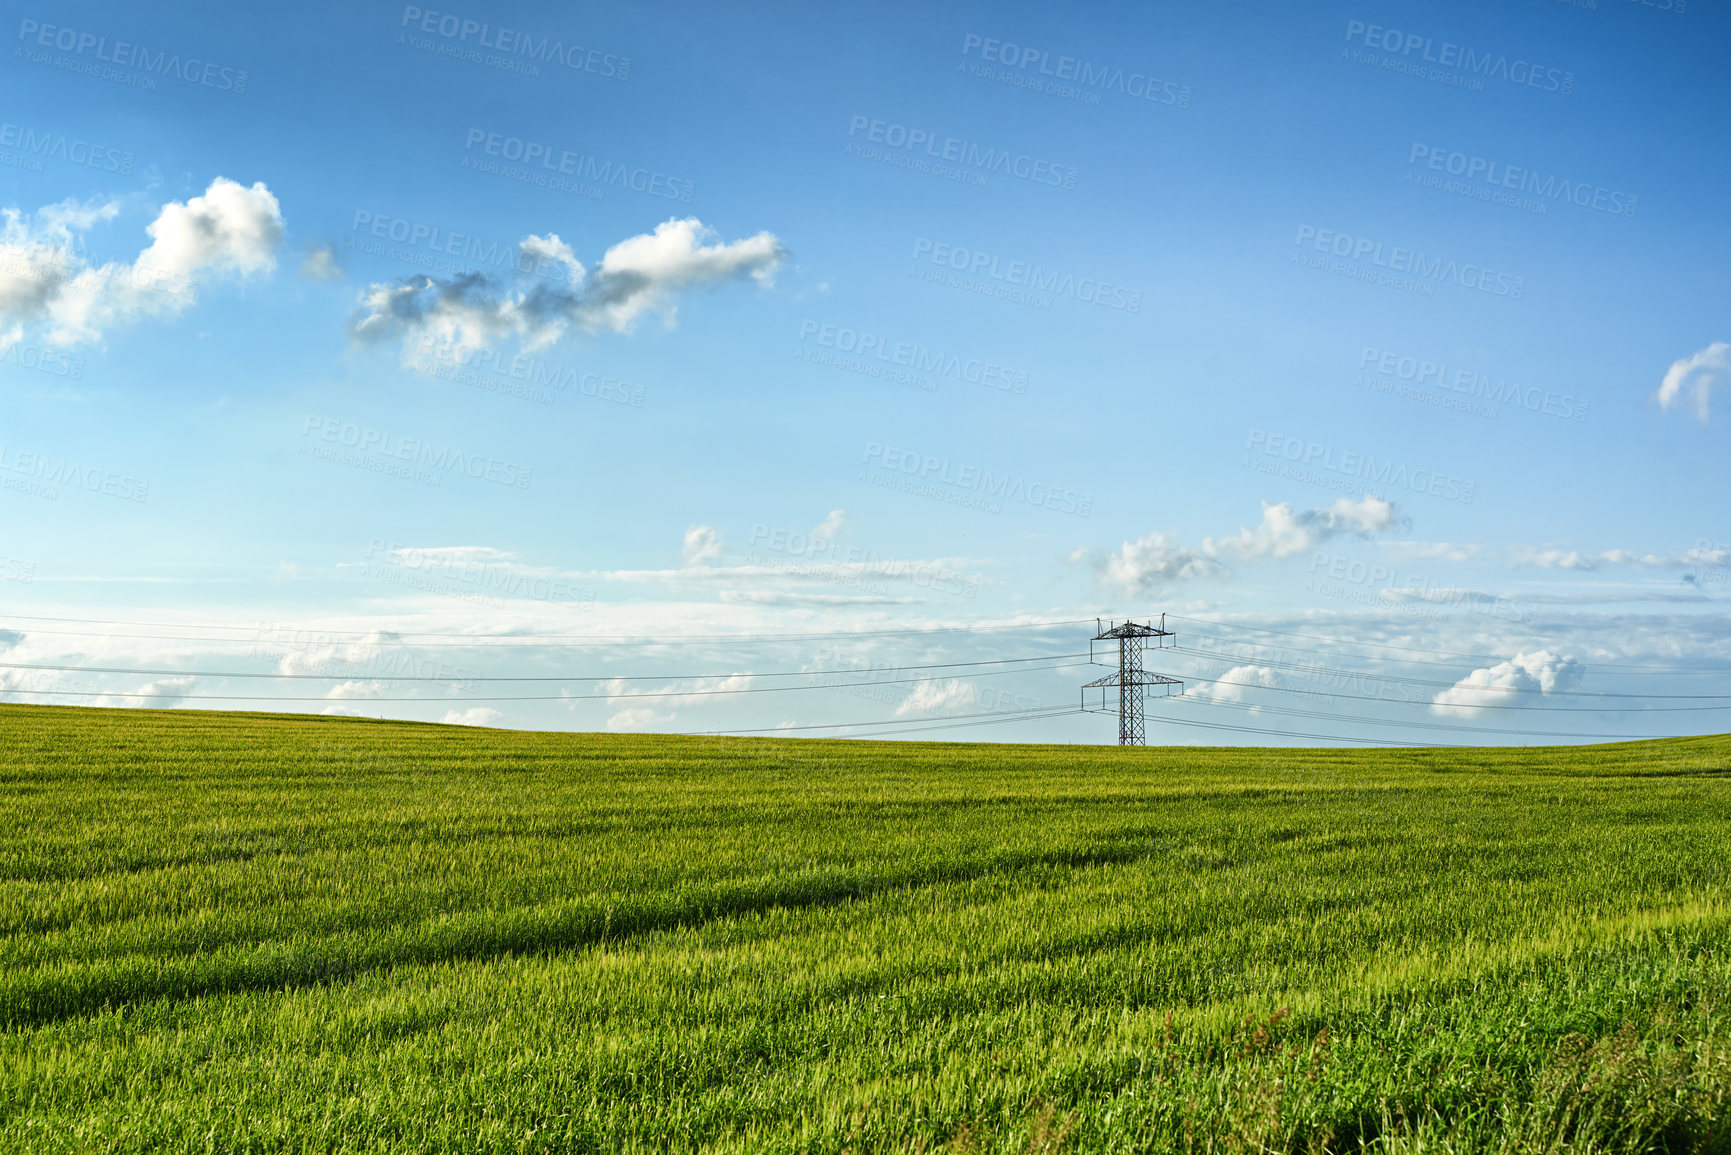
[[1, 0, 1726, 744]]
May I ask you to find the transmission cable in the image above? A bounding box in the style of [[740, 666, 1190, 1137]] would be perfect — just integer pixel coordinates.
[[1167, 613, 1731, 672], [1172, 670, 1731, 714], [3, 661, 1093, 704], [0, 651, 1085, 683], [1171, 646, 1731, 700]]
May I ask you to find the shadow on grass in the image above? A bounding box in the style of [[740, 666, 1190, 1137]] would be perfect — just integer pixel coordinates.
[[1, 842, 1151, 1030]]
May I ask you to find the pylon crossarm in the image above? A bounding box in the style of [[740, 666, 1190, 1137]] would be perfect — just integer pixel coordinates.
[[1086, 672, 1181, 688], [1092, 625, 1175, 641], [1079, 616, 1180, 745]]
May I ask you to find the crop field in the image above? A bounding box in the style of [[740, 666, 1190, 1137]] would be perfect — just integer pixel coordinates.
[[1, 703, 1729, 1152]]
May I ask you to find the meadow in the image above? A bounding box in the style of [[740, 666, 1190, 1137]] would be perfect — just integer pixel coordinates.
[[1, 702, 1728, 1153]]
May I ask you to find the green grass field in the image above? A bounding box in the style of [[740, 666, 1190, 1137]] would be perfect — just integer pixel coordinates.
[[2, 703, 1729, 1153]]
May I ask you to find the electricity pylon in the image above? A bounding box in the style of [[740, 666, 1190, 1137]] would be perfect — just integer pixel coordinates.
[[1081, 616, 1182, 745]]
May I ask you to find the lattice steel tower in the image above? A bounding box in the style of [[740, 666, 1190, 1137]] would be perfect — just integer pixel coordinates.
[[1081, 616, 1182, 745]]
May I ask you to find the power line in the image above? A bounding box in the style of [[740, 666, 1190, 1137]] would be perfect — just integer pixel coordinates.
[[0, 651, 1084, 683], [697, 704, 1085, 738], [1173, 646, 1731, 700], [1168, 614, 1731, 672], [1176, 670, 1731, 713], [1081, 616, 1182, 745], [1, 662, 1094, 704], [1148, 714, 1448, 747], [8, 610, 1726, 746], [1172, 695, 1682, 742], [842, 707, 1086, 740], [1179, 631, 1731, 677], [7, 610, 1724, 672], [0, 613, 1093, 646]]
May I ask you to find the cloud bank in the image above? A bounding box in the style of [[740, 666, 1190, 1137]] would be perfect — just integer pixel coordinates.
[[441, 707, 503, 727], [0, 177, 282, 350], [1655, 342, 1729, 421], [1089, 495, 1400, 594], [1430, 650, 1583, 717], [1507, 545, 1731, 572], [683, 525, 723, 567], [896, 679, 977, 716], [1205, 496, 1398, 562], [349, 217, 785, 354], [1190, 665, 1279, 704]]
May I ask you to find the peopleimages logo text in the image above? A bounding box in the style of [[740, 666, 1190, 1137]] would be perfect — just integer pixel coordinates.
[[912, 238, 1141, 312], [411, 338, 647, 408], [959, 34, 1191, 107], [462, 129, 693, 202], [1358, 347, 1588, 422], [398, 6, 629, 78], [0, 444, 148, 501], [0, 341, 84, 379], [367, 540, 596, 606], [300, 416, 533, 489], [847, 115, 1078, 189], [1294, 225, 1525, 299], [798, 321, 1028, 394], [350, 211, 579, 282], [1245, 429, 1475, 504], [1343, 20, 1573, 94], [17, 19, 249, 92], [1408, 145, 1636, 219], [0, 121, 132, 173], [863, 442, 1092, 516]]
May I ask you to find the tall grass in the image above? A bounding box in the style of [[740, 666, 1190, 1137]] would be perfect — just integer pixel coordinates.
[[1, 704, 1728, 1152]]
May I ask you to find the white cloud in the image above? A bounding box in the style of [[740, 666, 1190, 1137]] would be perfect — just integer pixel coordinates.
[[0, 178, 282, 349], [1191, 665, 1278, 704], [812, 509, 849, 540], [1380, 541, 1482, 563], [36, 198, 120, 237], [1087, 495, 1399, 593], [138, 676, 197, 703], [300, 243, 343, 282], [605, 706, 674, 732], [365, 539, 963, 609], [517, 233, 583, 284], [1380, 586, 1531, 622], [674, 673, 753, 703], [97, 676, 196, 708], [595, 671, 753, 732], [138, 178, 283, 277], [895, 679, 977, 716], [324, 680, 388, 700], [383, 545, 515, 566], [683, 525, 722, 567], [1507, 546, 1728, 571], [593, 522, 980, 599], [1655, 341, 1730, 421], [349, 217, 784, 355], [1087, 534, 1222, 596], [1430, 650, 1583, 717], [276, 630, 403, 678], [718, 590, 910, 606], [587, 217, 782, 330], [441, 707, 501, 727], [1206, 496, 1398, 562], [1508, 548, 1643, 571], [7, 594, 1729, 741]]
